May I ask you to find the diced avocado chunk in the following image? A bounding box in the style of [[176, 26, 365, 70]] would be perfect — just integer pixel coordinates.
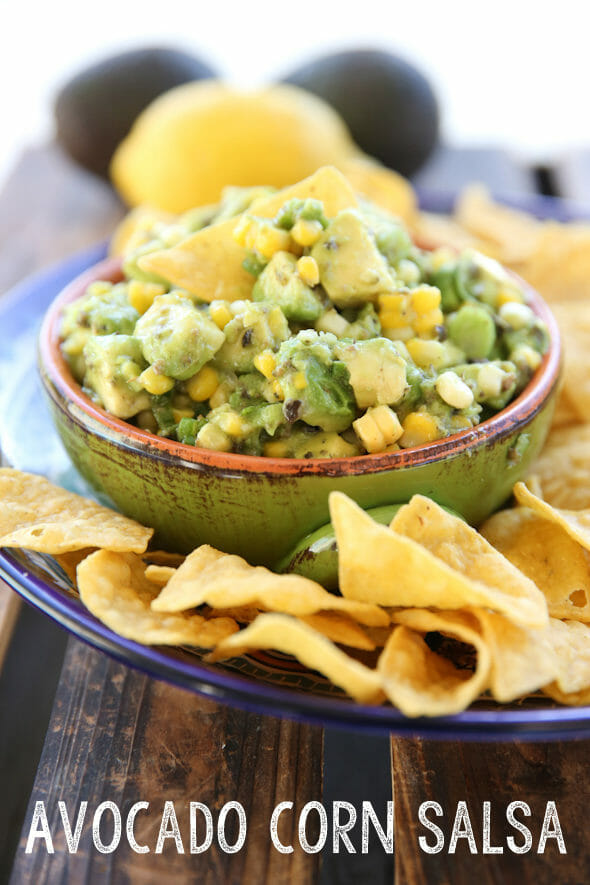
[[311, 209, 396, 308], [334, 338, 408, 409], [252, 251, 323, 322], [135, 293, 224, 380], [240, 401, 285, 436], [282, 429, 361, 459], [275, 331, 356, 433], [215, 302, 290, 374], [61, 283, 139, 338], [374, 220, 413, 264], [452, 361, 518, 410], [83, 334, 150, 419]]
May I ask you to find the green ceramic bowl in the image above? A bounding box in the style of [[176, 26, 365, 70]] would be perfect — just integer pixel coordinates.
[[38, 256, 561, 569]]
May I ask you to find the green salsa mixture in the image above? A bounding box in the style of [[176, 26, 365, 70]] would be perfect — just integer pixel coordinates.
[[60, 187, 549, 458]]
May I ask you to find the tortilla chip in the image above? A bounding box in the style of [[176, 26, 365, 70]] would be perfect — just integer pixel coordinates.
[[380, 610, 490, 716], [543, 619, 590, 704], [0, 469, 153, 554], [550, 301, 590, 422], [144, 564, 176, 587], [473, 609, 558, 701], [54, 548, 96, 584], [454, 184, 541, 264], [330, 492, 547, 628], [520, 224, 590, 303], [78, 550, 237, 647], [514, 482, 590, 552], [109, 205, 175, 257], [413, 211, 483, 252], [337, 156, 416, 222], [210, 613, 383, 703], [530, 424, 590, 510], [480, 507, 590, 621], [550, 388, 583, 430], [391, 495, 548, 627], [139, 167, 357, 301], [300, 612, 377, 651], [151, 544, 389, 627]]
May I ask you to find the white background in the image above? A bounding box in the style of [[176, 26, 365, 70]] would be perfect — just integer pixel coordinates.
[[0, 0, 589, 187]]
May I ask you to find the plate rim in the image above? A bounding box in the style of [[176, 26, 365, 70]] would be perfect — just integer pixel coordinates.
[[2, 191, 590, 739]]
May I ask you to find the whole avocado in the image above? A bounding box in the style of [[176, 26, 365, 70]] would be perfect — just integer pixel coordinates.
[[55, 47, 216, 178], [283, 49, 439, 177]]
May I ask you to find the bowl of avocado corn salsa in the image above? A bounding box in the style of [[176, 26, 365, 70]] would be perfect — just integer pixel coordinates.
[[39, 168, 560, 563]]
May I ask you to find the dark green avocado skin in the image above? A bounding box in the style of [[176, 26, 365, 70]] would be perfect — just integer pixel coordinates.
[[54, 47, 217, 178], [283, 49, 439, 177]]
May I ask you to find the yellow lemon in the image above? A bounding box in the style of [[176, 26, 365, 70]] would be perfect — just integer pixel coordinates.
[[110, 81, 360, 212]]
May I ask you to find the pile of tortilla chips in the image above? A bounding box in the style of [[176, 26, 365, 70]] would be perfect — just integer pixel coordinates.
[[4, 465, 590, 717]]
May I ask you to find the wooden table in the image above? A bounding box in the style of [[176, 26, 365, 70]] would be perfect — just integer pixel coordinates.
[[1, 144, 590, 885]]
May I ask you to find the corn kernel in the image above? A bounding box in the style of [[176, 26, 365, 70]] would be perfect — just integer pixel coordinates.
[[271, 380, 285, 401], [209, 300, 233, 329], [264, 440, 289, 458], [353, 412, 386, 454], [406, 338, 444, 367], [186, 366, 220, 402], [435, 371, 474, 409], [128, 280, 166, 315], [399, 412, 439, 448], [233, 215, 253, 247], [497, 286, 524, 307], [378, 293, 407, 311], [414, 308, 444, 336], [382, 325, 414, 342], [512, 344, 542, 371], [138, 366, 175, 395], [217, 410, 246, 437], [245, 225, 259, 250], [411, 285, 441, 314], [371, 405, 403, 442], [498, 301, 535, 330], [267, 306, 287, 338], [209, 382, 231, 409], [297, 255, 320, 287], [379, 310, 409, 331], [293, 371, 307, 391], [172, 408, 195, 423], [196, 423, 231, 452], [478, 363, 504, 398], [291, 218, 323, 247], [429, 247, 455, 272], [315, 308, 349, 337], [253, 351, 277, 380], [353, 406, 403, 454], [255, 225, 292, 259]]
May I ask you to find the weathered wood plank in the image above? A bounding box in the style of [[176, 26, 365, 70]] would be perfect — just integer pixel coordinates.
[[391, 737, 587, 885], [11, 639, 323, 884]]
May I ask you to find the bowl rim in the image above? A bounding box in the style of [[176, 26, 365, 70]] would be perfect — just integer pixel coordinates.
[[38, 255, 562, 478]]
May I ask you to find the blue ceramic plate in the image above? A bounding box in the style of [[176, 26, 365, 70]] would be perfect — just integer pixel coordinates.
[[1, 195, 590, 740]]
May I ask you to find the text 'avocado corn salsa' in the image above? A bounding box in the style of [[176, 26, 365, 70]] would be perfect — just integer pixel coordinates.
[[60, 185, 549, 458]]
